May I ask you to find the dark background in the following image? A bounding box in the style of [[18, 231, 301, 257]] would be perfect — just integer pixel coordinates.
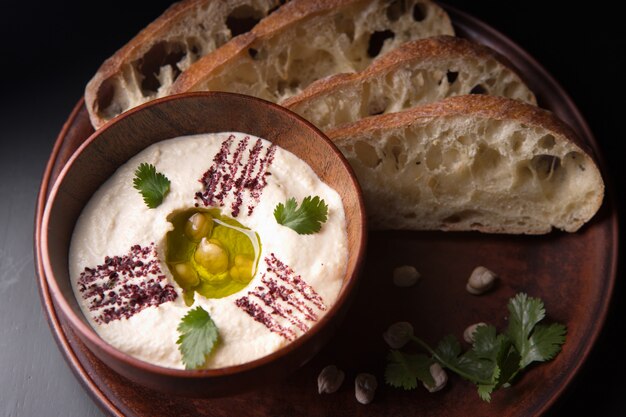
[[0, 1, 623, 416]]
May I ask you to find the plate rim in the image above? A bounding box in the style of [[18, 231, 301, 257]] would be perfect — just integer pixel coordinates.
[[34, 98, 127, 416], [443, 5, 620, 413]]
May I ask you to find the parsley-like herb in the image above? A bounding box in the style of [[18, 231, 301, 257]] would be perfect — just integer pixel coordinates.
[[506, 293, 567, 368], [385, 350, 434, 390], [273, 196, 329, 235], [176, 306, 219, 370], [384, 293, 566, 402], [132, 163, 171, 208]]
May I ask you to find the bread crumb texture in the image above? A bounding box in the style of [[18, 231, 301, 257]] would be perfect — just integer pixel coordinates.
[[185, 0, 453, 102], [334, 101, 604, 234], [286, 36, 536, 131]]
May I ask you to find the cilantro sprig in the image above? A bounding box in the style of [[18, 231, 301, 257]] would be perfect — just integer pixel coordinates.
[[384, 293, 566, 402], [274, 196, 329, 235], [132, 163, 171, 208], [177, 306, 219, 370]]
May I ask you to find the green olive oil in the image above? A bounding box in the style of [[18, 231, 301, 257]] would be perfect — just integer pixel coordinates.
[[166, 208, 261, 305]]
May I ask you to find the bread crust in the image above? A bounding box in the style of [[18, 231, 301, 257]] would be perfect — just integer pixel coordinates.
[[282, 35, 537, 108], [170, 0, 454, 94], [170, 0, 360, 94], [330, 94, 593, 155], [85, 0, 280, 128], [85, 0, 205, 127]]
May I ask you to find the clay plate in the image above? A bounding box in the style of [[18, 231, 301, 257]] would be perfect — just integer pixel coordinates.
[[34, 4, 618, 417]]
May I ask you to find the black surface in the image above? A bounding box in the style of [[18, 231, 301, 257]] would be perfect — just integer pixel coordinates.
[[0, 1, 623, 416]]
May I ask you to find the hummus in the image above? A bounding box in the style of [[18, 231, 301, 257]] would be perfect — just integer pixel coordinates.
[[69, 132, 348, 369]]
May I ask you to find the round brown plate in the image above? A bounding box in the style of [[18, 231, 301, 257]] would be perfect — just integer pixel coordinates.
[[34, 5, 618, 417]]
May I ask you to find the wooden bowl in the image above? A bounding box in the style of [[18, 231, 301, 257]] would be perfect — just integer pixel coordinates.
[[39, 92, 367, 397]]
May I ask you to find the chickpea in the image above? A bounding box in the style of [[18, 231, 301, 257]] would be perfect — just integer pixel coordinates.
[[466, 266, 497, 295], [185, 212, 213, 242], [173, 262, 199, 288], [393, 265, 421, 287], [463, 322, 487, 343], [230, 255, 254, 283], [383, 322, 414, 349], [317, 365, 345, 394], [424, 363, 447, 393], [194, 238, 229, 274], [355, 373, 377, 405]]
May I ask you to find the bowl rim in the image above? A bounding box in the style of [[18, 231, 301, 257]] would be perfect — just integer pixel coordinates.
[[40, 91, 367, 378]]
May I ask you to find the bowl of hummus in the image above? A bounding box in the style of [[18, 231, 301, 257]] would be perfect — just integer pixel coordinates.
[[40, 92, 366, 397]]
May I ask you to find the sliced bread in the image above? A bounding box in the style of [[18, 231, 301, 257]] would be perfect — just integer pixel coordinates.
[[283, 36, 537, 131], [328, 95, 604, 234], [85, 0, 282, 129], [169, 0, 454, 102]]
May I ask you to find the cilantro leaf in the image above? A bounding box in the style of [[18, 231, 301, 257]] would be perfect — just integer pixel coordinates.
[[506, 293, 566, 367], [434, 335, 495, 385], [469, 325, 512, 381], [519, 323, 567, 367], [478, 383, 496, 402], [273, 196, 328, 235], [133, 163, 171, 208], [176, 306, 219, 370], [479, 337, 520, 402], [459, 331, 519, 402], [385, 292, 567, 403], [471, 325, 500, 360], [507, 293, 545, 348], [435, 334, 462, 362], [385, 350, 434, 390], [476, 360, 501, 403], [495, 340, 521, 386]]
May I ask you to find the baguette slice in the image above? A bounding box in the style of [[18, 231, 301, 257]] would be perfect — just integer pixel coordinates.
[[85, 0, 282, 129], [170, 0, 454, 102], [328, 95, 604, 234], [283, 36, 537, 131]]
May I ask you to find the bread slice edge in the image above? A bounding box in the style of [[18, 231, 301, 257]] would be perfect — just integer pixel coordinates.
[[328, 95, 604, 234]]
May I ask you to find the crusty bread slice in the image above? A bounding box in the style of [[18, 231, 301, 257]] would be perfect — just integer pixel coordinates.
[[85, 0, 282, 129], [170, 0, 454, 102], [328, 95, 604, 234], [283, 36, 537, 131]]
